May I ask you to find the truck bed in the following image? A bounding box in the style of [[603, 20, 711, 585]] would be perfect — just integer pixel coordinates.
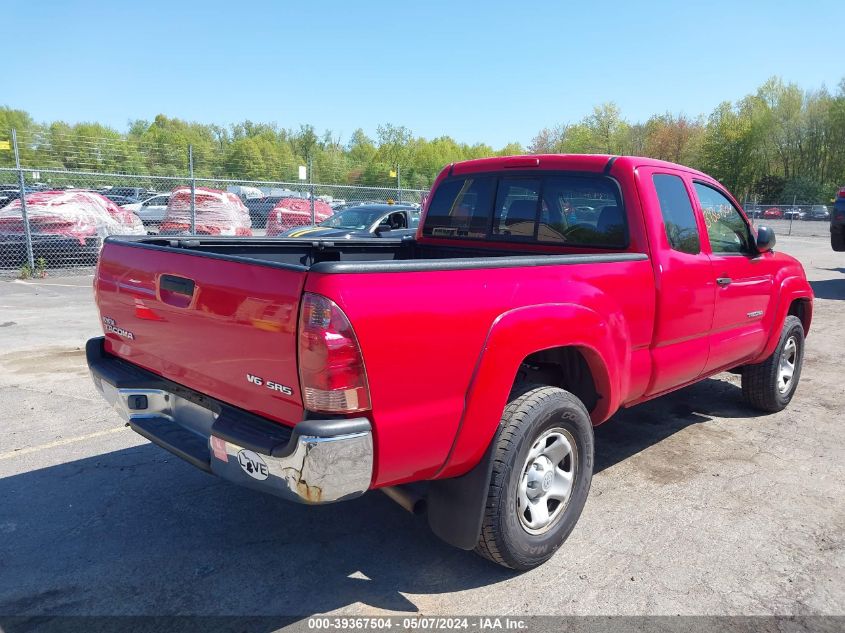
[[107, 234, 646, 272], [95, 234, 651, 485]]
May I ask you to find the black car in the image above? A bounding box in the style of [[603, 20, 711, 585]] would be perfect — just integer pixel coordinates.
[[0, 188, 20, 208], [279, 204, 420, 239], [102, 194, 138, 206], [832, 189, 845, 251], [803, 205, 830, 221], [0, 187, 40, 208], [245, 194, 307, 228], [103, 187, 150, 199]]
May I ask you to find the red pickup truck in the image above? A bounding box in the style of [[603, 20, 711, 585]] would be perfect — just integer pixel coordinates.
[[88, 155, 813, 570]]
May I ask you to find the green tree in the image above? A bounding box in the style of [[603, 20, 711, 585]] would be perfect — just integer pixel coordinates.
[[698, 100, 756, 196], [0, 107, 41, 168], [3, 73, 845, 199], [643, 113, 703, 164], [376, 123, 413, 173]]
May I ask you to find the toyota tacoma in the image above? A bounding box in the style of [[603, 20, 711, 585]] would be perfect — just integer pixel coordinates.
[[88, 155, 813, 570]]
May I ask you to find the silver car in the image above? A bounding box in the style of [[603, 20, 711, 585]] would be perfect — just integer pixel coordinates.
[[122, 194, 170, 229]]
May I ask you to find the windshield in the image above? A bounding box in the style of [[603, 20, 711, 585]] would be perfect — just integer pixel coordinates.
[[320, 208, 386, 229]]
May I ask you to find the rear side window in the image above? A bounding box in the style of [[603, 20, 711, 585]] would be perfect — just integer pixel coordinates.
[[423, 173, 625, 247], [652, 174, 701, 254], [424, 176, 495, 239], [540, 176, 624, 246]]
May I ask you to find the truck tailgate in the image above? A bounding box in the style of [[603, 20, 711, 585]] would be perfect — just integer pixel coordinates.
[[94, 241, 306, 426]]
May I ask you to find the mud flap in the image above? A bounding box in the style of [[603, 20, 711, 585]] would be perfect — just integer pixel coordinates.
[[427, 441, 496, 550]]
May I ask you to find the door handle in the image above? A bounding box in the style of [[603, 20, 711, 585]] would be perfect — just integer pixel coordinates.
[[160, 275, 195, 296], [159, 274, 196, 308], [716, 277, 732, 287]]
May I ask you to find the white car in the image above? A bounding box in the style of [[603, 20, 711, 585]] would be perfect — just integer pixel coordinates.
[[122, 194, 170, 228]]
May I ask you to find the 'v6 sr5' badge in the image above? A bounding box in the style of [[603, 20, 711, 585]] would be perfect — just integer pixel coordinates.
[[246, 373, 294, 396]]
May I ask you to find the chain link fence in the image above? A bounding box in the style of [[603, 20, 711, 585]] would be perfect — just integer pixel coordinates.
[[0, 131, 427, 278], [744, 202, 834, 239], [1, 126, 835, 277]]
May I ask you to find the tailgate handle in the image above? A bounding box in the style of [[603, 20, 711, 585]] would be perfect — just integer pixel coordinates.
[[160, 275, 195, 297]]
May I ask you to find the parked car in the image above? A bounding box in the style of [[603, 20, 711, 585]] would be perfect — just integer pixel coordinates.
[[87, 154, 812, 570], [803, 205, 829, 221], [227, 185, 264, 202], [264, 198, 334, 235], [102, 194, 138, 206], [783, 208, 802, 220], [0, 190, 144, 267], [743, 205, 763, 219], [102, 186, 157, 200], [275, 204, 419, 239], [0, 187, 21, 207], [763, 207, 784, 219], [832, 188, 845, 251], [245, 193, 308, 228], [122, 194, 171, 229], [159, 186, 252, 236], [0, 186, 41, 207]]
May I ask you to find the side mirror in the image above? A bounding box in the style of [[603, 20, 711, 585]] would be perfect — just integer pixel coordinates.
[[374, 223, 392, 234], [755, 225, 776, 253]]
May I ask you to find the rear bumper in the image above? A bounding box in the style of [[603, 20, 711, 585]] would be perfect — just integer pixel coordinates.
[[86, 337, 373, 504]]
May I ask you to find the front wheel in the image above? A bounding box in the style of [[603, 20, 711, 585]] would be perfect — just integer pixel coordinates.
[[741, 315, 805, 412], [475, 385, 594, 570]]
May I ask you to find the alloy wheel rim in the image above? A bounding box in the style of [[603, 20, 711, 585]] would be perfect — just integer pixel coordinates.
[[777, 336, 798, 394], [517, 427, 577, 535]]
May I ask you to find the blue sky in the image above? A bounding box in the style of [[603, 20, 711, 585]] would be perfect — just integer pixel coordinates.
[[6, 0, 844, 147]]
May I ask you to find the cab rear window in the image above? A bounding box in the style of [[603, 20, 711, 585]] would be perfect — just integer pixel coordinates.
[[423, 173, 626, 248]]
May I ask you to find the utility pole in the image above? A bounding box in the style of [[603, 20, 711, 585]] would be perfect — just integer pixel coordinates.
[[308, 155, 315, 225], [12, 129, 35, 270], [189, 145, 196, 234]]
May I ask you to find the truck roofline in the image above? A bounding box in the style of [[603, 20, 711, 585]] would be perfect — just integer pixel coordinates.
[[445, 154, 716, 183]]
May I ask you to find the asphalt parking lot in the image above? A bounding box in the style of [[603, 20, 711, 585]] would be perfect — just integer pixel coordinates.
[[0, 234, 843, 621]]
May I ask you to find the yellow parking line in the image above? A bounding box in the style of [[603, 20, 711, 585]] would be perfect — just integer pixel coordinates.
[[0, 426, 128, 461]]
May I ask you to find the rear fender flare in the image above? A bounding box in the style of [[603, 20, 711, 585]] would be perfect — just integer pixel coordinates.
[[426, 303, 627, 550], [437, 302, 627, 480]]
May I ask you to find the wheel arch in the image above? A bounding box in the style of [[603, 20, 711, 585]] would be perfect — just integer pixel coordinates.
[[788, 297, 812, 335], [435, 302, 628, 481], [754, 276, 813, 362], [427, 303, 630, 551]]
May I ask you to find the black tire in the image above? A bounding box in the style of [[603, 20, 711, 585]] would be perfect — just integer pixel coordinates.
[[832, 225, 845, 252], [741, 315, 805, 413], [475, 385, 594, 570]]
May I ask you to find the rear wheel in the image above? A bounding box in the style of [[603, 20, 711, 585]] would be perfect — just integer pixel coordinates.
[[475, 385, 593, 570], [741, 315, 805, 412]]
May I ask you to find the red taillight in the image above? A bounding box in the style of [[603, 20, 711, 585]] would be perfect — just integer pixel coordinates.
[[298, 293, 371, 413]]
